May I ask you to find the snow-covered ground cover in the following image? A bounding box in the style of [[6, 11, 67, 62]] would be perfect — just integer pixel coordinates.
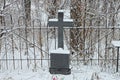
[[0, 65, 120, 80], [1, 1, 120, 80]]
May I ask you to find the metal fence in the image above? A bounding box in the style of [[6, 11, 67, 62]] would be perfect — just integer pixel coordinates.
[[0, 14, 120, 72]]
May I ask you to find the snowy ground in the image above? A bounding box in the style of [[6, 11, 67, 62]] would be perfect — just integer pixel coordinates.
[[0, 65, 120, 80], [1, 1, 120, 80]]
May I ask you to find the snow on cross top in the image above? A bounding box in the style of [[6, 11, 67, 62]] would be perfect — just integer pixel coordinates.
[[58, 10, 64, 13], [49, 19, 73, 22], [63, 19, 73, 22], [49, 19, 58, 21], [50, 48, 70, 54]]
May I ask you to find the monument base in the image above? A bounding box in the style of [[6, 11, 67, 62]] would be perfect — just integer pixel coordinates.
[[49, 68, 71, 75]]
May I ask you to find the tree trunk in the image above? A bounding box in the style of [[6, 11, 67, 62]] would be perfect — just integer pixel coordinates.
[[24, 0, 31, 26], [24, 0, 31, 68]]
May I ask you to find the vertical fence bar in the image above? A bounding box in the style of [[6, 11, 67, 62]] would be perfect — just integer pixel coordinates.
[[98, 18, 100, 65], [98, 28, 100, 65], [9, 14, 15, 69], [112, 28, 115, 67], [105, 4, 108, 68], [47, 23, 50, 67], [90, 28, 93, 65], [116, 47, 119, 72], [5, 26, 8, 70], [18, 16, 26, 69], [0, 12, 4, 69], [40, 22, 43, 67], [11, 27, 15, 69], [77, 29, 79, 65], [33, 20, 36, 69], [105, 22, 108, 67], [25, 17, 29, 69], [83, 0, 87, 64], [19, 25, 22, 69]]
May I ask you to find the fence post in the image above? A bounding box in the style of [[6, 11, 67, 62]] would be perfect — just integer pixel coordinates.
[[116, 47, 119, 72], [18, 16, 26, 69]]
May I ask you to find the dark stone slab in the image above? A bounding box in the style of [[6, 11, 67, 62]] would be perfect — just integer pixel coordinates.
[[49, 53, 71, 75]]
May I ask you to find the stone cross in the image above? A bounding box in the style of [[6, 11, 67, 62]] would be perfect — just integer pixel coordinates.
[[48, 10, 73, 48]]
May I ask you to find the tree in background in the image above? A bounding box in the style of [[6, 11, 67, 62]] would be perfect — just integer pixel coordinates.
[[70, 0, 86, 59], [24, 0, 31, 26], [70, 0, 120, 65]]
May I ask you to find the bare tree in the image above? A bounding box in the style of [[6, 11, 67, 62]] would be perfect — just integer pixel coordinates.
[[24, 0, 31, 68], [24, 0, 31, 26]]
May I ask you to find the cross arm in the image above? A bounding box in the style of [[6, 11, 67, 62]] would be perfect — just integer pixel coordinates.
[[48, 19, 59, 27], [63, 22, 74, 27], [62, 19, 74, 27]]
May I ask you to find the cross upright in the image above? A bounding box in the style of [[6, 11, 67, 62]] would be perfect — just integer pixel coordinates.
[[48, 10, 74, 48]]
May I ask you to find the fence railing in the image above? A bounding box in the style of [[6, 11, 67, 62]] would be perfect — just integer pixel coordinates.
[[0, 15, 120, 72]]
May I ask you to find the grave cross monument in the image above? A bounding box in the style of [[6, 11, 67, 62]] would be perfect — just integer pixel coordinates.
[[48, 10, 74, 75], [48, 10, 73, 48]]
